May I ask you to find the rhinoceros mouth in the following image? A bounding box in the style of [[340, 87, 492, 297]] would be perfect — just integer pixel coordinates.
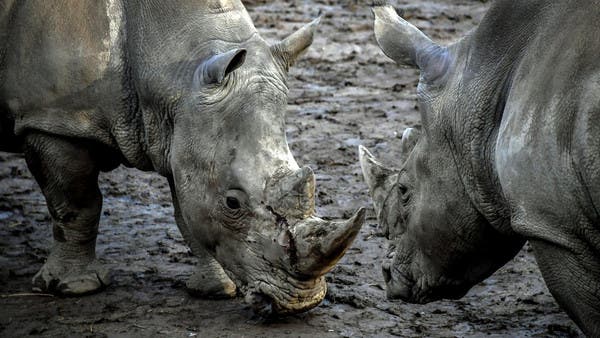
[[382, 259, 418, 301], [383, 259, 470, 304], [244, 276, 327, 316]]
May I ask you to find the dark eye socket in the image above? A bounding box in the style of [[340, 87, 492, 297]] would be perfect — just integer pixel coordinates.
[[226, 196, 241, 210], [397, 183, 411, 205], [398, 184, 408, 196]]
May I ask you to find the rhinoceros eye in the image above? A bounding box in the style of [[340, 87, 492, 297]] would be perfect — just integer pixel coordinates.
[[226, 196, 241, 210], [217, 190, 248, 227], [222, 189, 248, 219], [398, 183, 411, 205]]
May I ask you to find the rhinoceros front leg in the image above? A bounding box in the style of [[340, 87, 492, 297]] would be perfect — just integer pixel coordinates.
[[185, 246, 237, 299], [24, 133, 109, 295], [530, 239, 600, 336], [168, 177, 236, 299]]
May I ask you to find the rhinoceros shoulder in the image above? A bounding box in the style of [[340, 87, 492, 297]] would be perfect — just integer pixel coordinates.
[[495, 2, 600, 240]]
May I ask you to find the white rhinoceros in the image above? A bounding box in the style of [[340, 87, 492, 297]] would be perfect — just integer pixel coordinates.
[[0, 0, 365, 316], [360, 1, 599, 335]]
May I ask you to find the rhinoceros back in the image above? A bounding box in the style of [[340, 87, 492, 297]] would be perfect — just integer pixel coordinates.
[[1, 0, 259, 162], [0, 0, 124, 148]]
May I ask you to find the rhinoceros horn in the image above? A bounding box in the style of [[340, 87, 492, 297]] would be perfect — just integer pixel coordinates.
[[290, 208, 366, 277], [267, 166, 366, 277], [373, 4, 449, 80], [269, 166, 316, 219], [358, 145, 398, 216], [400, 127, 420, 158], [271, 17, 321, 70], [359, 145, 395, 190]]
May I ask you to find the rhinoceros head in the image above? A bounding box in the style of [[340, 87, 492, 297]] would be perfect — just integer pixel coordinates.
[[168, 17, 365, 315], [360, 4, 522, 304]]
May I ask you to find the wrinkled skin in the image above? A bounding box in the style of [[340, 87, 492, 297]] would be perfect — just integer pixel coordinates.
[[0, 0, 365, 316], [361, 1, 600, 335]]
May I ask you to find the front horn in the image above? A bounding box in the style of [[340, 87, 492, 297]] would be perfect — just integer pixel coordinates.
[[291, 208, 366, 277]]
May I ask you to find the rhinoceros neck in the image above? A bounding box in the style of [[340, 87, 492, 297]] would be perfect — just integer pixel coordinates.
[[432, 1, 551, 235], [438, 1, 599, 235]]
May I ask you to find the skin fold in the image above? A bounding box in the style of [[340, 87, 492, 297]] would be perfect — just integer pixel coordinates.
[[361, 1, 600, 335]]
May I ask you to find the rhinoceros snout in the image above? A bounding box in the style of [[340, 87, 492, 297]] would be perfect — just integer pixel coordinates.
[[245, 169, 366, 314], [382, 262, 414, 301]]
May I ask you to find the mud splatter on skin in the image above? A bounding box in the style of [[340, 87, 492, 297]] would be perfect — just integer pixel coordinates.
[[266, 205, 298, 267], [0, 0, 582, 336]]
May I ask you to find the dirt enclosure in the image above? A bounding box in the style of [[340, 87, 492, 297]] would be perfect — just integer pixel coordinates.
[[0, 0, 584, 337]]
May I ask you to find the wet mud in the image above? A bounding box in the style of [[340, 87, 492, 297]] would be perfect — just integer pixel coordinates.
[[0, 1, 583, 337]]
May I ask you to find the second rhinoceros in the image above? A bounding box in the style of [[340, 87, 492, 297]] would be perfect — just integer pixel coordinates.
[[360, 1, 599, 335], [0, 0, 365, 315]]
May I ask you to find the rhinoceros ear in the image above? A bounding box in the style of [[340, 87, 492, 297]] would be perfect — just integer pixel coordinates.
[[271, 17, 320, 70], [373, 4, 449, 78], [193, 48, 247, 87]]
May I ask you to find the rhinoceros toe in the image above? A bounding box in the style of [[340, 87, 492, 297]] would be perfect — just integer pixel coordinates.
[[32, 259, 110, 296]]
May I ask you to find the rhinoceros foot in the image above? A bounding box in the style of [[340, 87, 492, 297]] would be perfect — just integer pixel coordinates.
[[186, 262, 237, 299], [32, 257, 110, 296]]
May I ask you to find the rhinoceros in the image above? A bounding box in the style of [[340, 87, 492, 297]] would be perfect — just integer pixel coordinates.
[[0, 0, 366, 315], [360, 1, 600, 335]]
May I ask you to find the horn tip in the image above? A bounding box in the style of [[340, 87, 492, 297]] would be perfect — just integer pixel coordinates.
[[401, 127, 414, 140], [358, 145, 376, 165], [358, 144, 369, 156], [356, 207, 367, 221], [371, 0, 389, 7], [311, 16, 322, 26], [352, 207, 367, 228], [371, 2, 399, 22]]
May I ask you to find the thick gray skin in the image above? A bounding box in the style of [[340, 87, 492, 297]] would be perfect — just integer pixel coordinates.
[[0, 0, 365, 316], [361, 1, 600, 335]]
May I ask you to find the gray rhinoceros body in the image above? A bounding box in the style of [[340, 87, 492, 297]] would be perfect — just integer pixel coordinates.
[[361, 0, 599, 334], [0, 0, 365, 315]]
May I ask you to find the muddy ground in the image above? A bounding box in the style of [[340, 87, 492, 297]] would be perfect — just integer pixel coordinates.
[[0, 1, 584, 337]]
